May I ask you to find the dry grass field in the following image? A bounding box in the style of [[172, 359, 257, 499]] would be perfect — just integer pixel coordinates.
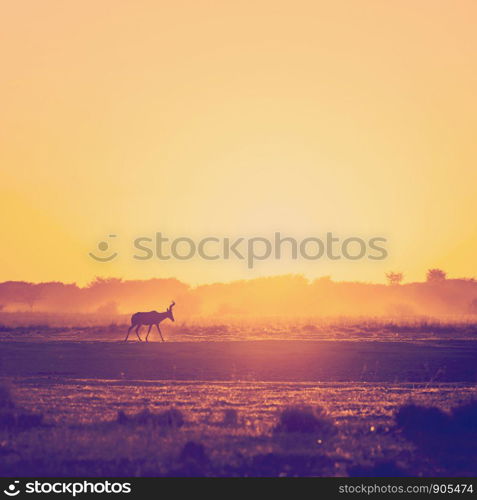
[[1, 330, 476, 477]]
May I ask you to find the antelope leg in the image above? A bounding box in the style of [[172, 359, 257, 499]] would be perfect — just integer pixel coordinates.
[[156, 324, 165, 342], [124, 325, 134, 342]]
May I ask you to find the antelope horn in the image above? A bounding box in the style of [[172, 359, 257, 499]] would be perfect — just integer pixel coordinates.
[[170, 301, 175, 308]]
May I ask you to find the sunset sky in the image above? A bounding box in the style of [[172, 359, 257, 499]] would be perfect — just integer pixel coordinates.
[[1, 1, 476, 285]]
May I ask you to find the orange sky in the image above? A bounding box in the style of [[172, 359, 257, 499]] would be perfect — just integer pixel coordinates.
[[1, 1, 476, 285]]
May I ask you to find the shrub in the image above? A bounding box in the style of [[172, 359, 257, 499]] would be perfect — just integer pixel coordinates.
[[117, 408, 184, 428], [395, 404, 450, 440], [452, 400, 477, 431], [180, 441, 209, 464], [274, 406, 334, 435], [0, 383, 44, 431], [0, 384, 14, 409], [221, 409, 238, 426], [0, 410, 43, 430]]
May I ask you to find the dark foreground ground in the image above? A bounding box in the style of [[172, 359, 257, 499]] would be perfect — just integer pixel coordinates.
[[1, 339, 477, 381], [0, 340, 476, 476]]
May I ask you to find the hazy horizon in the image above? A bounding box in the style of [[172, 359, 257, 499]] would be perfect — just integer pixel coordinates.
[[0, 268, 472, 288]]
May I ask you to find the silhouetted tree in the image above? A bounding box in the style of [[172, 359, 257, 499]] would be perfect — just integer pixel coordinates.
[[386, 272, 404, 286], [426, 269, 447, 282]]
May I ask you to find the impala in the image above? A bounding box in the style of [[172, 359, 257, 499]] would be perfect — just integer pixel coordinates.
[[124, 301, 175, 342]]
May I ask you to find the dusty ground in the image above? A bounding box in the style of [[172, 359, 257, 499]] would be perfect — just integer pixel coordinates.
[[1, 339, 476, 381]]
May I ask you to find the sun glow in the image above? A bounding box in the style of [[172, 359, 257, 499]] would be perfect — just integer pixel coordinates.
[[1, 1, 476, 285]]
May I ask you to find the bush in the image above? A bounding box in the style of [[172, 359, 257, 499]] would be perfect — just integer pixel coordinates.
[[117, 408, 184, 428], [180, 441, 209, 464], [0, 384, 15, 409], [395, 404, 451, 440], [452, 400, 477, 431], [221, 409, 238, 426], [274, 406, 334, 435], [0, 409, 43, 430], [395, 401, 477, 472], [0, 384, 43, 431]]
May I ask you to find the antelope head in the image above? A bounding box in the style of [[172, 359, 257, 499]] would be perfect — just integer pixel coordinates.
[[167, 301, 176, 322]]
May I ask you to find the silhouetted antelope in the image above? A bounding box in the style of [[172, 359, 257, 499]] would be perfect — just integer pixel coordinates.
[[124, 301, 175, 342]]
